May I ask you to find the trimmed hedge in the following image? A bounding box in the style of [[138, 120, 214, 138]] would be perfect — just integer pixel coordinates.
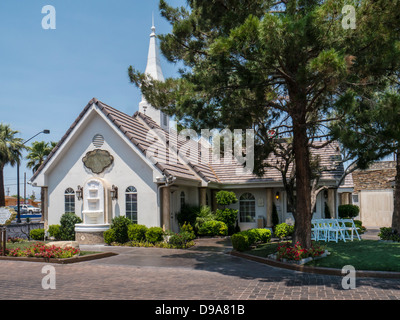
[[274, 223, 294, 240], [231, 232, 251, 252], [48, 224, 61, 240], [197, 220, 228, 236], [103, 228, 116, 245], [231, 228, 272, 252], [338, 204, 359, 218], [110, 216, 132, 244], [378, 227, 400, 241], [60, 213, 82, 240], [145, 227, 164, 243], [128, 224, 148, 241], [30, 228, 45, 241]]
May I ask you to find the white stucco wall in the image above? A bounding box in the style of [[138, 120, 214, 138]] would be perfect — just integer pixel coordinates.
[[229, 188, 268, 231], [44, 110, 160, 228], [224, 188, 326, 230], [280, 190, 325, 224]]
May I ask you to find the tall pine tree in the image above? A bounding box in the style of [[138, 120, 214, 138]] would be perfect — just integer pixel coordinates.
[[129, 0, 400, 248]]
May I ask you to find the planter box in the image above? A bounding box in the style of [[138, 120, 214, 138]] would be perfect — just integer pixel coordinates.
[[0, 251, 118, 264], [268, 250, 330, 265]]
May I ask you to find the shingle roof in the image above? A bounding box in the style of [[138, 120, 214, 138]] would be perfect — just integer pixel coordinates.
[[30, 98, 200, 182], [208, 141, 344, 184], [31, 98, 346, 187]]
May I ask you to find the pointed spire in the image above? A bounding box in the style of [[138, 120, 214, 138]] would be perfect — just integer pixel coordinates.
[[138, 18, 169, 130], [144, 17, 164, 82]]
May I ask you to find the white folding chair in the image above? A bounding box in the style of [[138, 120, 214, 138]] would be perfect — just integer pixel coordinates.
[[339, 219, 361, 241], [326, 219, 346, 243], [312, 219, 328, 241], [311, 220, 318, 241]]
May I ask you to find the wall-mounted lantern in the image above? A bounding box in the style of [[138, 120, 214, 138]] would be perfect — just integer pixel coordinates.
[[76, 185, 83, 200], [111, 185, 118, 200]]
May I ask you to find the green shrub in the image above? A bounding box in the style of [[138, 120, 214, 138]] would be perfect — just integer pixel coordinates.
[[48, 224, 61, 240], [168, 231, 194, 248], [30, 228, 45, 240], [378, 227, 400, 241], [180, 222, 196, 240], [231, 228, 272, 251], [215, 208, 238, 230], [128, 224, 148, 241], [215, 190, 238, 206], [103, 229, 116, 245], [252, 228, 272, 243], [231, 228, 272, 252], [274, 223, 294, 240], [338, 204, 359, 218], [197, 220, 228, 236], [59, 213, 82, 240], [231, 232, 251, 251], [145, 227, 164, 243], [194, 206, 217, 232], [353, 220, 366, 234], [180, 221, 193, 232], [215, 190, 238, 235], [111, 216, 132, 244]]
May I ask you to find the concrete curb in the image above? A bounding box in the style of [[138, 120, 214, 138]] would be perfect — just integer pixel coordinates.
[[229, 250, 400, 279]]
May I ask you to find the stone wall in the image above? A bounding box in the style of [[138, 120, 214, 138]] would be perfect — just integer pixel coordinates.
[[75, 231, 105, 245], [352, 161, 396, 193], [5, 222, 44, 239]]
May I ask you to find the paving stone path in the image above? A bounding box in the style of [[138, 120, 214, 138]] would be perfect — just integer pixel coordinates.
[[0, 236, 399, 301]]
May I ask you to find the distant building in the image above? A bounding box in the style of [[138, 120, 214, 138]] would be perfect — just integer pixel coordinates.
[[352, 161, 396, 227], [5, 196, 40, 208]]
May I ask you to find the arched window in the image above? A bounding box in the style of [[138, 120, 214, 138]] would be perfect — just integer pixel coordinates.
[[126, 186, 138, 224], [239, 193, 255, 223], [180, 191, 186, 209], [64, 188, 75, 213]]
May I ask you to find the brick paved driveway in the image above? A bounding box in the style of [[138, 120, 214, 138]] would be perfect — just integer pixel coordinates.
[[0, 237, 399, 301]]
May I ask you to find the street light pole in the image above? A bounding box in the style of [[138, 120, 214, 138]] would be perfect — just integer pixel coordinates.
[[16, 130, 50, 223]]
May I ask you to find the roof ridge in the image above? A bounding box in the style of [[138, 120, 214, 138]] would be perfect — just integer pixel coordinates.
[[30, 98, 98, 182], [136, 113, 211, 183]]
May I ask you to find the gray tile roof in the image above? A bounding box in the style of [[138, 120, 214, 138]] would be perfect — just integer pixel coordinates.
[[31, 98, 346, 187]]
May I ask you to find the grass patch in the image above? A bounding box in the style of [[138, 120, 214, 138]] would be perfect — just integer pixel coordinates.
[[245, 240, 400, 272]]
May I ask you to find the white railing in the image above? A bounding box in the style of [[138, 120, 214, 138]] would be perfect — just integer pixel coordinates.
[[311, 219, 361, 243]]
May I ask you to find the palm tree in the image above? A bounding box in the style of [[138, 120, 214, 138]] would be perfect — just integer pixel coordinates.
[[0, 124, 25, 207], [26, 141, 56, 173], [26, 141, 57, 214]]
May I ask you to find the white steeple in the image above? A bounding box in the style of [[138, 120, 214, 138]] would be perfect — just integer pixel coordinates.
[[139, 19, 169, 131]]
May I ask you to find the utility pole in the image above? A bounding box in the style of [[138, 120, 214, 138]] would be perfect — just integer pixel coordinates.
[[24, 172, 26, 204]]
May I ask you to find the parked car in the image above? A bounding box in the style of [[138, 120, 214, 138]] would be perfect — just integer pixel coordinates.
[[13, 205, 27, 214], [20, 205, 41, 214]]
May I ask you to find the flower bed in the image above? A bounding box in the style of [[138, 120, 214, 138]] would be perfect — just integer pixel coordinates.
[[268, 241, 329, 265], [2, 242, 80, 259]]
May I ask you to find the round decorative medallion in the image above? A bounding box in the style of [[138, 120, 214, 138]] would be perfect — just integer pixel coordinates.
[[82, 149, 114, 174]]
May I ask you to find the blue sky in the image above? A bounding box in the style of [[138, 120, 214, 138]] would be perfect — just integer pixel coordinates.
[[0, 0, 184, 198]]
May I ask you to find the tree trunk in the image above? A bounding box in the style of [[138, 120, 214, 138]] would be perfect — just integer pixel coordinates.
[[392, 148, 400, 232], [292, 119, 312, 249], [0, 165, 5, 207]]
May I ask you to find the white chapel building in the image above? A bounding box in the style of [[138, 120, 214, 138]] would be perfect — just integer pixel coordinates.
[[30, 24, 351, 244]]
